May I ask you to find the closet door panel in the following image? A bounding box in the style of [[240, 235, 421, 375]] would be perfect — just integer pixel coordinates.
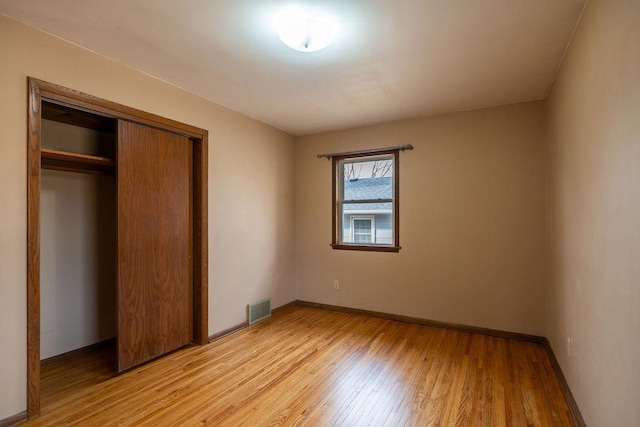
[[117, 121, 192, 372]]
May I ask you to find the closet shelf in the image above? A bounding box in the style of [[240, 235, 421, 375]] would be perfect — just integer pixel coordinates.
[[41, 148, 116, 175]]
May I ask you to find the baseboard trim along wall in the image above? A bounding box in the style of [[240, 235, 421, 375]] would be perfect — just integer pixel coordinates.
[[296, 300, 546, 343], [208, 321, 249, 342], [0, 411, 27, 427], [543, 339, 587, 427]]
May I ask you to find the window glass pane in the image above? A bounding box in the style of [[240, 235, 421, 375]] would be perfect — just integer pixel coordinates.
[[342, 159, 393, 201], [353, 219, 371, 233], [354, 235, 371, 243]]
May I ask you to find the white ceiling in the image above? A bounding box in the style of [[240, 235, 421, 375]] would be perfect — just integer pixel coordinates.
[[0, 0, 586, 135]]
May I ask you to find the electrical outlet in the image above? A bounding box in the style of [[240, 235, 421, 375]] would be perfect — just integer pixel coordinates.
[[567, 337, 572, 359], [333, 280, 339, 290]]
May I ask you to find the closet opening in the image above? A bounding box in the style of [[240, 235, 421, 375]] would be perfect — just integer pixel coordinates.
[[27, 78, 209, 418], [39, 101, 119, 398]]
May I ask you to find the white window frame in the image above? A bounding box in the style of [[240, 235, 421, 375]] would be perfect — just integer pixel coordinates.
[[350, 216, 375, 243]]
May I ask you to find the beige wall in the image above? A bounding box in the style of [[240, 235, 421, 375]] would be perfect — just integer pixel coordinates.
[[41, 169, 116, 359], [0, 15, 296, 419], [296, 102, 548, 337], [546, 0, 640, 425]]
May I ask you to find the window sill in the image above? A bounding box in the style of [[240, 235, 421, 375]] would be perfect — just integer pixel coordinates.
[[331, 244, 401, 253]]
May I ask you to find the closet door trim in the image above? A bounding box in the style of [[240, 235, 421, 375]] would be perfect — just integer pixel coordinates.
[[32, 79, 205, 139], [26, 77, 209, 417]]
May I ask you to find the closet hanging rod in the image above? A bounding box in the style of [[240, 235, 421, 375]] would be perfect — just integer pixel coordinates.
[[317, 144, 414, 160]]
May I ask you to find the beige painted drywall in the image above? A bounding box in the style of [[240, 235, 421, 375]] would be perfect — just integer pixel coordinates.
[[40, 120, 117, 359], [296, 102, 548, 336], [41, 169, 116, 359], [0, 15, 296, 419], [546, 0, 640, 425]]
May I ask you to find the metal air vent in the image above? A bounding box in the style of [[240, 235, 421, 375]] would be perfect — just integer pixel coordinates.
[[248, 298, 271, 324]]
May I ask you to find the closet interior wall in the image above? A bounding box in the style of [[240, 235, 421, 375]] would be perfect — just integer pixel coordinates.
[[40, 117, 117, 360]]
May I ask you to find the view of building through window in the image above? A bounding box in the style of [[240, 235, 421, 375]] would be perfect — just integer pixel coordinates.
[[339, 157, 394, 245]]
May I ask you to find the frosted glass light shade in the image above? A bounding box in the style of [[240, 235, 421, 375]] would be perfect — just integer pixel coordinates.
[[278, 9, 336, 52]]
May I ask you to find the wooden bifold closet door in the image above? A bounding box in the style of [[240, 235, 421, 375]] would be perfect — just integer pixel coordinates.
[[116, 120, 193, 372]]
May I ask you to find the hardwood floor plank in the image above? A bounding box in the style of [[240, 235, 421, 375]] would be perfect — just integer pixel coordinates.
[[25, 305, 575, 426]]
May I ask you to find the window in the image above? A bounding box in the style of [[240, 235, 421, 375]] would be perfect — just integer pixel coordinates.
[[332, 150, 400, 252], [351, 216, 374, 243]]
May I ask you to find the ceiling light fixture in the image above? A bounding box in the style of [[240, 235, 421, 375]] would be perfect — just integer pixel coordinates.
[[277, 8, 336, 52]]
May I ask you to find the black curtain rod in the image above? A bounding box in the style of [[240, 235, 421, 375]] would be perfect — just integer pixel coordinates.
[[317, 144, 414, 160]]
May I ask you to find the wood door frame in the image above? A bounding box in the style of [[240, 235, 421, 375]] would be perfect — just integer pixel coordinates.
[[27, 77, 209, 417]]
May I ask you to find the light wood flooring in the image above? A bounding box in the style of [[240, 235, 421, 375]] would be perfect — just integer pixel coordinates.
[[26, 305, 574, 426]]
